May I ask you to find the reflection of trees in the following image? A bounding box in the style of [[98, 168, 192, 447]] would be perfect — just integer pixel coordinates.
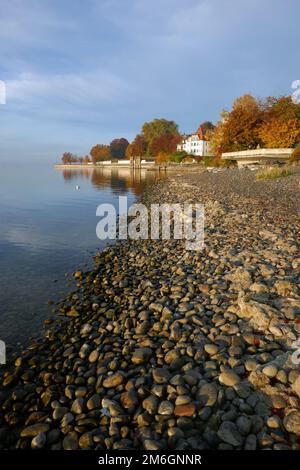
[[110, 170, 128, 195], [90, 170, 111, 190], [62, 170, 91, 182], [61, 168, 166, 194]]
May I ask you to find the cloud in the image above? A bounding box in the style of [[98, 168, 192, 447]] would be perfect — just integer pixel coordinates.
[[0, 0, 299, 161], [6, 71, 131, 106]]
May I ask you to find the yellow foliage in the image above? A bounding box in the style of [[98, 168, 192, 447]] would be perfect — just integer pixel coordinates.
[[155, 151, 169, 164], [258, 119, 300, 148]]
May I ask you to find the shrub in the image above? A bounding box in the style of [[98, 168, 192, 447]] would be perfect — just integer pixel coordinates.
[[256, 167, 292, 180], [290, 144, 300, 163], [169, 150, 187, 163]]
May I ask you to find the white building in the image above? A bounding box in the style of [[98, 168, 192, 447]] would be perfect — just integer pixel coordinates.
[[177, 126, 211, 157]]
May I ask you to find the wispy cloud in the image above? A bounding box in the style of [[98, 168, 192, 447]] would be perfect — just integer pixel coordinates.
[[0, 0, 299, 161], [6, 71, 131, 105]]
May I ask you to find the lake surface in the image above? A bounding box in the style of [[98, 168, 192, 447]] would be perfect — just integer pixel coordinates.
[[0, 163, 163, 356]]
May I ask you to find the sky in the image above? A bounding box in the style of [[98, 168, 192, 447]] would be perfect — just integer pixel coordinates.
[[0, 0, 299, 162]]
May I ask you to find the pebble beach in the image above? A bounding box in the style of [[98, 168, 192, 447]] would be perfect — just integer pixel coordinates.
[[1, 167, 300, 450]]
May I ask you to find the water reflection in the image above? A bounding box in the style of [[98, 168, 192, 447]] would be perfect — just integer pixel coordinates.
[[61, 167, 163, 196], [0, 165, 164, 354]]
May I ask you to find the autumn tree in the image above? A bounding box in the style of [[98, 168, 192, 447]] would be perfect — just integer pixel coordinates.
[[207, 111, 229, 156], [125, 134, 147, 159], [258, 118, 300, 148], [90, 144, 111, 163], [197, 121, 215, 139], [223, 94, 264, 151], [61, 152, 79, 164], [155, 151, 169, 164], [209, 95, 263, 155], [142, 118, 179, 155], [150, 132, 181, 156], [258, 96, 300, 148], [262, 96, 300, 122], [110, 138, 129, 159]]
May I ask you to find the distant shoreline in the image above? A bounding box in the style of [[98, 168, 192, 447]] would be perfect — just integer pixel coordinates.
[[54, 163, 206, 172]]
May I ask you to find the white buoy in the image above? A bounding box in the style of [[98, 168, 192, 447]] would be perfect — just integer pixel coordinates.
[[75, 185, 80, 190]]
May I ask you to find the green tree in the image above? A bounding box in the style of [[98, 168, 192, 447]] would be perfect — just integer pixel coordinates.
[[142, 118, 179, 155]]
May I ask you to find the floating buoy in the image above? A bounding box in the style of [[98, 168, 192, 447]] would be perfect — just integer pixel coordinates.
[[75, 185, 80, 190]]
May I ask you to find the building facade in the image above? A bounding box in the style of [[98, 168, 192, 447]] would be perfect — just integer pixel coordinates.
[[177, 125, 211, 157]]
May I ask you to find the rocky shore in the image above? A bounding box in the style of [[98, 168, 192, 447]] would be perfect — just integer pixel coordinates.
[[0, 167, 300, 450]]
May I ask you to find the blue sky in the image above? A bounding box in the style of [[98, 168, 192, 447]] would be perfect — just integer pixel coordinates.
[[0, 0, 299, 162]]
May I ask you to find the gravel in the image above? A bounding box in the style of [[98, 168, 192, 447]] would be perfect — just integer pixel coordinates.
[[0, 166, 300, 450]]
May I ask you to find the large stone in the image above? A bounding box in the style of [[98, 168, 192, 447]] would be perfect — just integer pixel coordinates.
[[132, 348, 152, 365], [226, 268, 252, 289], [103, 372, 124, 388], [102, 398, 124, 417], [88, 349, 99, 363], [244, 434, 257, 450], [20, 423, 50, 438], [87, 394, 101, 410], [174, 404, 196, 417], [275, 280, 297, 297], [237, 296, 278, 331], [31, 433, 46, 449], [283, 411, 300, 436], [292, 375, 300, 398], [63, 432, 79, 450], [144, 440, 164, 450], [198, 383, 218, 406], [142, 396, 158, 415], [164, 349, 181, 364], [158, 400, 174, 415], [262, 364, 278, 378], [120, 390, 138, 409], [52, 406, 68, 420], [219, 370, 240, 387], [79, 432, 94, 449], [71, 397, 85, 415], [217, 421, 243, 447], [153, 368, 171, 384], [204, 344, 219, 355]]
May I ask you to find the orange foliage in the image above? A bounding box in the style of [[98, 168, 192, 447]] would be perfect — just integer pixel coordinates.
[[150, 133, 181, 156], [125, 134, 146, 158], [90, 144, 111, 163], [258, 118, 300, 148], [155, 151, 169, 164]]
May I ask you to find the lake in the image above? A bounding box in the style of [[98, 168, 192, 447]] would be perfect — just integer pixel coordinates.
[[0, 162, 163, 357]]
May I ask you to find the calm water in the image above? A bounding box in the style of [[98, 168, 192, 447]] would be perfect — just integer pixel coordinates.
[[0, 162, 162, 355]]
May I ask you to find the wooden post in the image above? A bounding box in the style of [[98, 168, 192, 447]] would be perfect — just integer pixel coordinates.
[[130, 156, 141, 169]]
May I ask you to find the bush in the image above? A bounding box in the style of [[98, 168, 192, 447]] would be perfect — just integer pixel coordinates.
[[204, 156, 224, 167], [290, 144, 300, 163], [256, 167, 292, 180], [169, 151, 187, 163]]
